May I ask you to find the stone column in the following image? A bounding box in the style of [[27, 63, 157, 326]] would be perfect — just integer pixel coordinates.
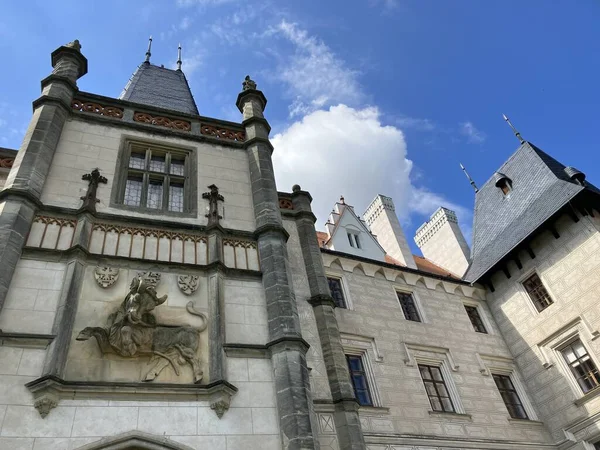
[[0, 40, 87, 312], [292, 186, 367, 450], [236, 79, 317, 449]]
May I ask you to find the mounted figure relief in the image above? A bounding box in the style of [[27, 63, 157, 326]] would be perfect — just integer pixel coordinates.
[[77, 275, 208, 383]]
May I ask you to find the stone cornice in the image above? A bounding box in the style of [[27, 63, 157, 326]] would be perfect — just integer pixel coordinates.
[[0, 331, 56, 349], [307, 294, 336, 309], [266, 336, 311, 354], [241, 116, 272, 134], [235, 89, 268, 112], [51, 45, 88, 77], [254, 222, 290, 241], [243, 136, 275, 152], [31, 95, 72, 114], [40, 74, 78, 92], [0, 188, 43, 209]]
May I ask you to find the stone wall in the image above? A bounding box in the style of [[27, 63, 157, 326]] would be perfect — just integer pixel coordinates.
[[487, 210, 600, 446], [40, 118, 256, 232]]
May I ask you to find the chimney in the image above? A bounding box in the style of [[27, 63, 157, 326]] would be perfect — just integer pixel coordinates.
[[414, 207, 470, 277], [364, 195, 416, 269]]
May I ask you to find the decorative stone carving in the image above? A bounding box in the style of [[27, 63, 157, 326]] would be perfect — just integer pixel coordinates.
[[80, 168, 108, 213], [178, 274, 199, 295], [137, 271, 161, 288], [200, 124, 245, 142], [34, 395, 58, 418], [210, 398, 230, 419], [71, 99, 124, 119], [242, 75, 257, 91], [133, 111, 191, 131], [202, 184, 224, 227], [77, 276, 208, 382], [94, 266, 119, 288]]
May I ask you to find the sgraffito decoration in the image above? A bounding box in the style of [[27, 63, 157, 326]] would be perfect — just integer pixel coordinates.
[[133, 112, 191, 131], [279, 198, 294, 210], [94, 266, 119, 288], [137, 271, 161, 288], [77, 276, 208, 382], [178, 274, 200, 296], [71, 99, 124, 119], [200, 124, 245, 142]]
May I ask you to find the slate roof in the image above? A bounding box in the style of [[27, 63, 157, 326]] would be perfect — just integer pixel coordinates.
[[464, 141, 599, 283], [119, 62, 199, 115]]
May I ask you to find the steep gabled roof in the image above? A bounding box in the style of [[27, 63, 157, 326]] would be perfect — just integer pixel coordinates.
[[119, 62, 199, 115], [465, 141, 599, 282]]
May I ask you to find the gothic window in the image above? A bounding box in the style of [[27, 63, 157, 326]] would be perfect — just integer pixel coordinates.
[[561, 339, 600, 394], [464, 305, 487, 333], [346, 355, 373, 406], [327, 277, 347, 308], [418, 364, 455, 413], [522, 273, 553, 312], [492, 374, 528, 419], [115, 141, 195, 215], [397, 292, 421, 322]]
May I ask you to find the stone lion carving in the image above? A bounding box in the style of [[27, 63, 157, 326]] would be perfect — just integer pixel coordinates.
[[77, 276, 208, 383]]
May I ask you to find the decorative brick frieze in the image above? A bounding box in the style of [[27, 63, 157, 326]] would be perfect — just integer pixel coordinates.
[[133, 111, 191, 131], [278, 197, 294, 210], [200, 124, 246, 142], [0, 157, 14, 168], [71, 99, 124, 118]]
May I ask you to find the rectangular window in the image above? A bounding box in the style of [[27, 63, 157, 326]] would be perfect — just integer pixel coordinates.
[[397, 292, 421, 322], [354, 234, 361, 249], [523, 273, 553, 312], [346, 355, 373, 406], [119, 143, 190, 214], [346, 232, 361, 249], [465, 305, 487, 333], [327, 277, 347, 308], [493, 374, 528, 419], [418, 364, 455, 412], [561, 339, 600, 393]]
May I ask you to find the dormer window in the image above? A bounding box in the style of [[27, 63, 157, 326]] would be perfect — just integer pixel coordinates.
[[493, 172, 512, 196], [347, 232, 361, 249]]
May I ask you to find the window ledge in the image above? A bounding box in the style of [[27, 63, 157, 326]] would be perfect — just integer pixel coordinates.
[[574, 386, 600, 406], [428, 411, 472, 421], [358, 406, 390, 415], [508, 418, 544, 426]]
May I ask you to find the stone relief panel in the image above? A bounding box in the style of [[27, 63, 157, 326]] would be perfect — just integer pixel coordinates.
[[68, 267, 209, 384], [178, 274, 200, 295], [77, 275, 208, 382], [94, 266, 119, 288]]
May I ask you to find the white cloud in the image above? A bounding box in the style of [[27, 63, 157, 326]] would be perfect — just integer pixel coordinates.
[[460, 121, 486, 144], [272, 20, 363, 117], [272, 104, 470, 236], [395, 115, 436, 132]]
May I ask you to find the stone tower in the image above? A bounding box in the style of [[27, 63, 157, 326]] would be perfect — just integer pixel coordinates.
[[363, 194, 416, 269], [414, 206, 470, 276]]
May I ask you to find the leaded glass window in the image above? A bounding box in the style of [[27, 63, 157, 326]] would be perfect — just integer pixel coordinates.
[[465, 305, 487, 333], [327, 277, 347, 308], [346, 355, 373, 406], [397, 292, 421, 322], [418, 364, 455, 413], [120, 143, 189, 213], [492, 374, 528, 419], [561, 339, 600, 393], [522, 273, 553, 312]]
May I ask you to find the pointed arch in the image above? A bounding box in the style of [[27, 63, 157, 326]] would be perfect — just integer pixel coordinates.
[[75, 430, 194, 450], [352, 263, 366, 275], [374, 267, 386, 279]]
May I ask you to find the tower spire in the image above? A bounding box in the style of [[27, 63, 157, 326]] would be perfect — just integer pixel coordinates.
[[502, 113, 525, 144], [145, 36, 152, 63], [177, 43, 182, 71], [460, 163, 479, 193]]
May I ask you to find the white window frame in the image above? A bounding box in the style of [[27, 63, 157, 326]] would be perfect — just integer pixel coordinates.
[[342, 341, 382, 408], [326, 272, 354, 310], [393, 286, 427, 323], [518, 268, 556, 316], [346, 231, 361, 249], [403, 343, 464, 414], [462, 299, 494, 335]]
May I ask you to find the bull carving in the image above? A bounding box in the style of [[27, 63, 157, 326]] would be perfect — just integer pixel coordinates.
[[77, 276, 208, 383]]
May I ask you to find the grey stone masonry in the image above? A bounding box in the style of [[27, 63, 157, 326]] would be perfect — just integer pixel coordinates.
[[292, 187, 367, 450], [0, 41, 87, 313], [237, 84, 318, 449]]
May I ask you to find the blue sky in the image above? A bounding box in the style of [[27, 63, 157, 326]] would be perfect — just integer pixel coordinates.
[[1, 0, 599, 252]]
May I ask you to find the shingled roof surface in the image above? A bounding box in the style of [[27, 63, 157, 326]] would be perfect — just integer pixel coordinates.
[[119, 63, 199, 115], [465, 141, 598, 283]]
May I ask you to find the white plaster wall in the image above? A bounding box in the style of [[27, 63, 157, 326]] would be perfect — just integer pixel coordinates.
[[419, 221, 470, 277], [40, 119, 255, 231], [367, 208, 415, 268], [487, 212, 600, 443], [329, 212, 385, 262], [319, 253, 552, 447], [0, 259, 66, 334]]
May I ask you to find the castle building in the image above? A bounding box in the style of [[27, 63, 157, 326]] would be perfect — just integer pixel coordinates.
[[1, 39, 600, 450]]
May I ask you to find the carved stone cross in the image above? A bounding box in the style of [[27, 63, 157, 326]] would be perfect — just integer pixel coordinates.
[[80, 168, 107, 214], [202, 184, 224, 227]]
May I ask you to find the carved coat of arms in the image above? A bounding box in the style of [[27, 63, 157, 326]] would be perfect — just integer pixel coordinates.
[[94, 266, 119, 288], [137, 271, 161, 288], [178, 274, 200, 295]]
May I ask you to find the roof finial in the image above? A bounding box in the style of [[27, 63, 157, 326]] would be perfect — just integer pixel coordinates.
[[340, 195, 345, 204], [460, 163, 479, 193], [145, 36, 153, 63], [502, 113, 525, 144], [177, 43, 182, 71]]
